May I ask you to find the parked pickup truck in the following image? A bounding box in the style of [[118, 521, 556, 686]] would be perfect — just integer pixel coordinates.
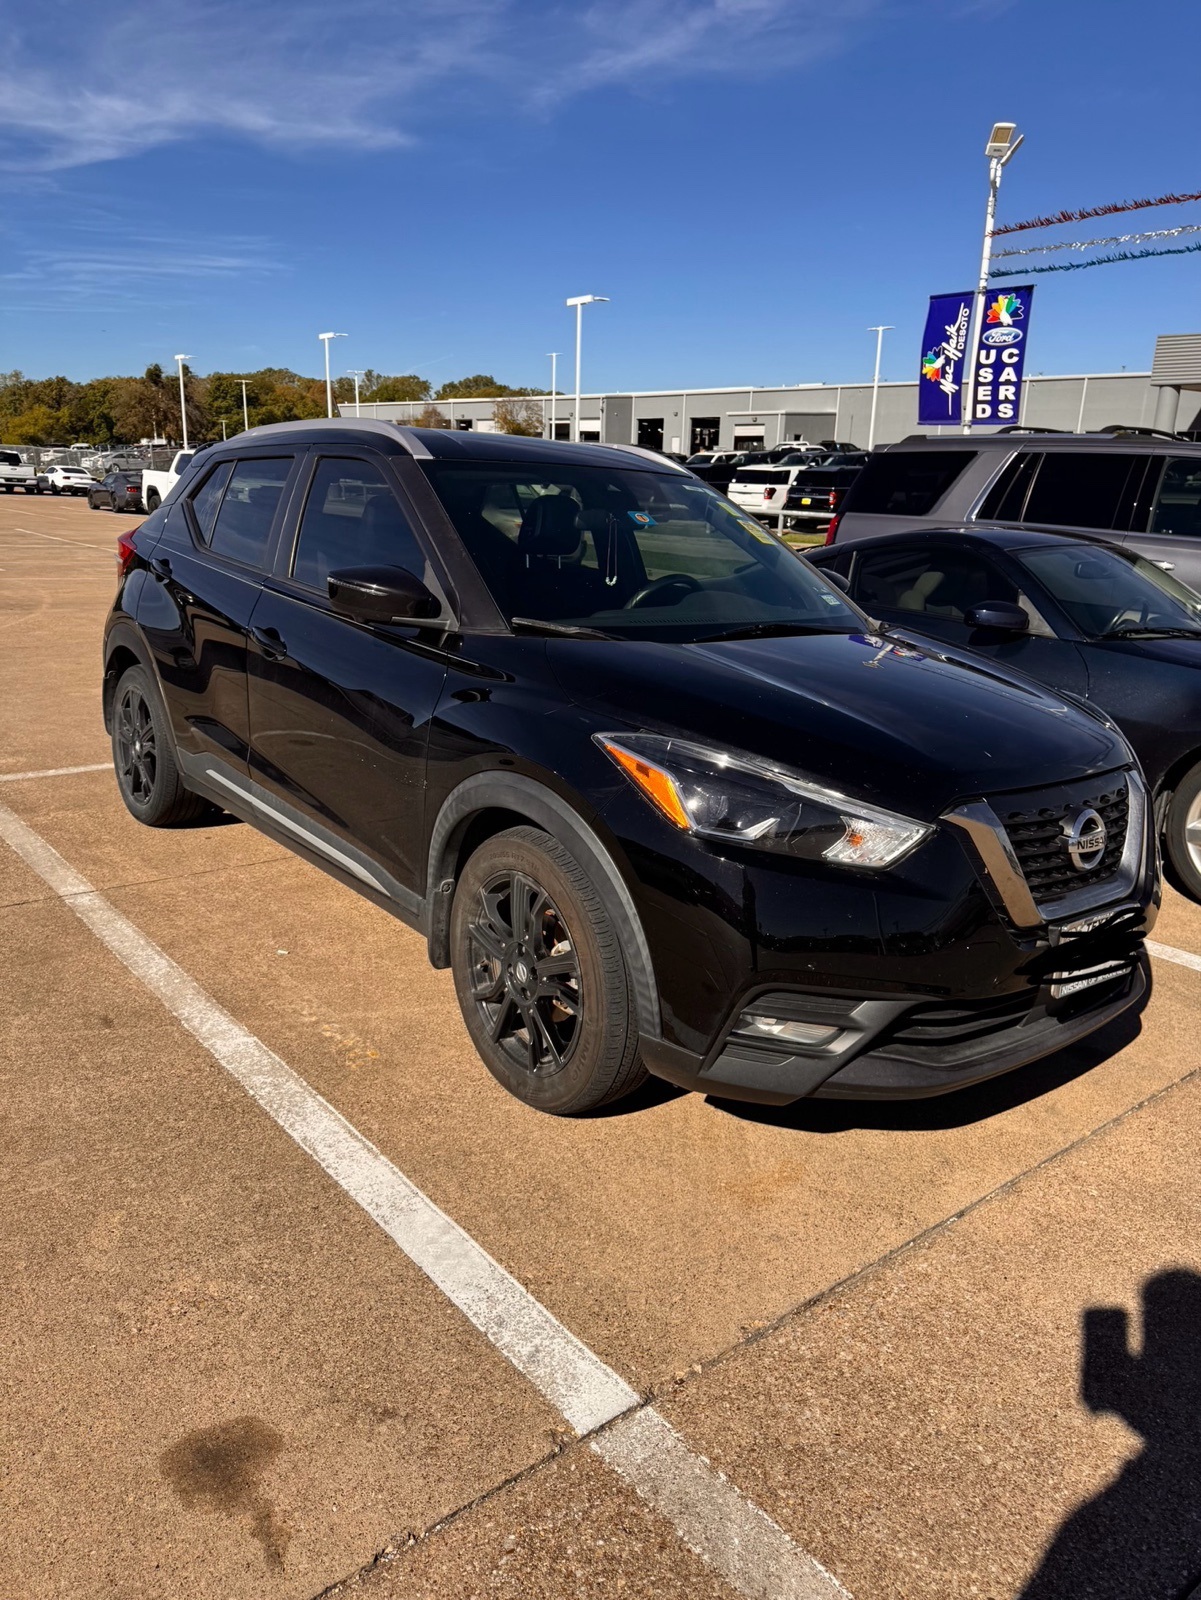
[[140, 449, 196, 512], [0, 449, 41, 493]]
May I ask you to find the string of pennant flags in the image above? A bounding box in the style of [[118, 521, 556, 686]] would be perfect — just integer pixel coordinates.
[[987, 186, 1201, 277]]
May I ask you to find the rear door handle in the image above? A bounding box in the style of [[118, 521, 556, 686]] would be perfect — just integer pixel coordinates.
[[1153, 560, 1176, 572], [251, 624, 288, 659], [150, 556, 172, 579]]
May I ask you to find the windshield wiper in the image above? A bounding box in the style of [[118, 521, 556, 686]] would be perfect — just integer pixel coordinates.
[[510, 616, 614, 640], [697, 621, 854, 642], [1097, 625, 1201, 640]]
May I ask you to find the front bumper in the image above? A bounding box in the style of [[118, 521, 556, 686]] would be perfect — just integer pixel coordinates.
[[641, 946, 1148, 1104]]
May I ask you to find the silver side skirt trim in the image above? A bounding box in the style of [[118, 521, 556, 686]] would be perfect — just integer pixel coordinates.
[[203, 766, 392, 897]]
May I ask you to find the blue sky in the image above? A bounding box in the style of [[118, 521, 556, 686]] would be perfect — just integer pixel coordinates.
[[1, 0, 1198, 390]]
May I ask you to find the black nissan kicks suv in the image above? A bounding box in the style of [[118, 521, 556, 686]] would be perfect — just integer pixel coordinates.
[[103, 422, 1159, 1113]]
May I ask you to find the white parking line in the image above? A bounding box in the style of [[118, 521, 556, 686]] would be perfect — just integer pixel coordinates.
[[0, 763, 110, 783], [0, 797, 847, 1600], [1147, 939, 1201, 974], [13, 525, 114, 553]]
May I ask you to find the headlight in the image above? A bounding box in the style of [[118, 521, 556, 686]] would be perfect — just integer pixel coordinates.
[[595, 732, 930, 869]]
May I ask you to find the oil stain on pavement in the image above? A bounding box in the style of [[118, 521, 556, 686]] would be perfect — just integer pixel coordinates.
[[160, 1417, 290, 1569]]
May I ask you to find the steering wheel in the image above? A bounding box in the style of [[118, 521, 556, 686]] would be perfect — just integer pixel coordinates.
[[624, 573, 702, 610]]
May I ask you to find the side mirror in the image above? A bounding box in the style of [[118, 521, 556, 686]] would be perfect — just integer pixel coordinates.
[[964, 600, 1029, 633], [819, 568, 851, 594], [327, 565, 443, 625]]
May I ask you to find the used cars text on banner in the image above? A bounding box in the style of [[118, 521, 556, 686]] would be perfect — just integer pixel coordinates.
[[917, 292, 973, 427], [968, 285, 1034, 425]]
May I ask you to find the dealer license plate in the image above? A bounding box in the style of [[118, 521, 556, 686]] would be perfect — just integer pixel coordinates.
[[1049, 961, 1129, 1000]]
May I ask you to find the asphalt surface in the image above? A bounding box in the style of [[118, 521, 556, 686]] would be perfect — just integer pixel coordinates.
[[4, 491, 1201, 1599]]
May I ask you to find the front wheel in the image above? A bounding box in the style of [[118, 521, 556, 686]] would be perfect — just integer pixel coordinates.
[[450, 826, 646, 1114], [111, 664, 211, 827], [1165, 762, 1201, 901]]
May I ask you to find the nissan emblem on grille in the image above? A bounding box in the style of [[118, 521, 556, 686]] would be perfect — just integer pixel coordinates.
[[1064, 807, 1108, 873]]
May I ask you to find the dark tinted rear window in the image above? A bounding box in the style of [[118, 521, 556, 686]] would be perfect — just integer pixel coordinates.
[[1020, 452, 1144, 531], [208, 457, 290, 569], [845, 450, 976, 516], [791, 469, 860, 488], [978, 451, 1040, 521]]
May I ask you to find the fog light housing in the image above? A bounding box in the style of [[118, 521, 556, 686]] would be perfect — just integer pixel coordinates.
[[734, 1014, 841, 1049]]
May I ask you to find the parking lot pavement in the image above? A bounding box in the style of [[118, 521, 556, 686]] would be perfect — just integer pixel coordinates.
[[4, 497, 1201, 1598]]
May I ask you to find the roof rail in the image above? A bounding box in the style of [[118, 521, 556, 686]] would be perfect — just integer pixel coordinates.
[[994, 424, 1069, 434], [1094, 424, 1190, 441]]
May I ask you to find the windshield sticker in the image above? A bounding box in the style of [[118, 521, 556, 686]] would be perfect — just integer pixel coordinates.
[[819, 592, 842, 606], [628, 510, 656, 527], [735, 516, 775, 543]]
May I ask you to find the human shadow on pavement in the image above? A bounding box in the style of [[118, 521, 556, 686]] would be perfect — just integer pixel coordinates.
[[708, 976, 1151, 1135], [1018, 1270, 1201, 1600]]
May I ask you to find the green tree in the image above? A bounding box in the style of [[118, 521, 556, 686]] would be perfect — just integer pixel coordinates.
[[411, 404, 452, 428], [492, 397, 545, 436], [436, 374, 539, 400]]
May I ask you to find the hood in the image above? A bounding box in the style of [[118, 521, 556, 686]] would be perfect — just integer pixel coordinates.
[[1090, 635, 1201, 669], [549, 629, 1131, 821]]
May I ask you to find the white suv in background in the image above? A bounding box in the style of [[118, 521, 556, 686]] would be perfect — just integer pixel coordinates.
[[727, 461, 816, 528]]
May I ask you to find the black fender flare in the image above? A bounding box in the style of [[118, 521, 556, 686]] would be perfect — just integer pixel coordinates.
[[425, 772, 661, 1038], [101, 618, 157, 731]]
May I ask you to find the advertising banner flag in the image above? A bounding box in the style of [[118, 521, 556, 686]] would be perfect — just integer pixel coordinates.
[[917, 291, 973, 426], [968, 285, 1034, 426]]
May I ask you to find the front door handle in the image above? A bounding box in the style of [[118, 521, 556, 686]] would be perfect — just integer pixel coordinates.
[[251, 624, 288, 660]]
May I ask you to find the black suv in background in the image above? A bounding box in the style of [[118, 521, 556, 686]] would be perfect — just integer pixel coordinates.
[[104, 423, 1156, 1113], [829, 430, 1201, 592]]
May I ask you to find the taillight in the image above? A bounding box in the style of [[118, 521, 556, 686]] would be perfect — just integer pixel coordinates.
[[824, 512, 842, 545], [126, 484, 139, 494], [116, 531, 137, 576]]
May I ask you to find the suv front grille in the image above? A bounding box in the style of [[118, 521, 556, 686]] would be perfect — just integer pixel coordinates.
[[997, 777, 1129, 904]]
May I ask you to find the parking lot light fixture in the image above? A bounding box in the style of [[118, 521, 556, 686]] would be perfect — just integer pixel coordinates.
[[867, 325, 894, 450], [240, 379, 249, 432], [962, 121, 1024, 432], [174, 355, 190, 450], [565, 296, 609, 442], [347, 369, 367, 417], [318, 332, 347, 418]]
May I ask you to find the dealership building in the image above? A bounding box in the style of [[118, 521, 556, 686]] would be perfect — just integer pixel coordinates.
[[341, 333, 1201, 451]]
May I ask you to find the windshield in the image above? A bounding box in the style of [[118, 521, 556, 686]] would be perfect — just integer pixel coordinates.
[[420, 460, 863, 641], [1019, 544, 1201, 638]]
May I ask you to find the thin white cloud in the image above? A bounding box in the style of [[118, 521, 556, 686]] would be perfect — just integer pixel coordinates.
[[0, 0, 886, 170]]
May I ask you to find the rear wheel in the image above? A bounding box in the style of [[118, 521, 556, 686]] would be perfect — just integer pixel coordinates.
[[145, 488, 161, 512], [450, 826, 646, 1114], [1165, 761, 1201, 902], [111, 664, 210, 827]]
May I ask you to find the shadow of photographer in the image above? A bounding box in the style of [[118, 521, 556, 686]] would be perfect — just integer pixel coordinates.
[[1020, 1270, 1201, 1599]]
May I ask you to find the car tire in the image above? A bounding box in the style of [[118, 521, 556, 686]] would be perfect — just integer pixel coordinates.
[[145, 489, 161, 512], [450, 825, 647, 1114], [111, 664, 211, 828], [51, 486, 60, 496], [1165, 762, 1201, 902]]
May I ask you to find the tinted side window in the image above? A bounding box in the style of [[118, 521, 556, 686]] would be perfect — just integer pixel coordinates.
[[187, 460, 234, 543], [978, 451, 1040, 521], [1149, 457, 1201, 538], [846, 451, 977, 516], [208, 458, 291, 568], [292, 457, 426, 589], [852, 545, 1015, 620], [1021, 452, 1142, 531]]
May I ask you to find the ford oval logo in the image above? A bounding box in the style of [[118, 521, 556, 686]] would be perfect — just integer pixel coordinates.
[[1063, 808, 1107, 873], [983, 327, 1023, 347]]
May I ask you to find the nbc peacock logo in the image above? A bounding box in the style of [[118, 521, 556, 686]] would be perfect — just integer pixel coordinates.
[[986, 292, 1025, 327]]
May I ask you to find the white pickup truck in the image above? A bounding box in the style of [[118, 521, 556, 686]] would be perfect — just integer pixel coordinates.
[[0, 449, 41, 494], [140, 449, 196, 512]]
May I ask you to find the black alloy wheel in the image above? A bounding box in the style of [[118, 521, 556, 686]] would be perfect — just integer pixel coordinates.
[[114, 680, 158, 807], [110, 664, 211, 827], [467, 868, 583, 1080], [450, 826, 646, 1113]]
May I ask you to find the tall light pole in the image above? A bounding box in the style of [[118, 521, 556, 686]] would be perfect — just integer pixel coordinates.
[[961, 121, 1023, 432], [866, 325, 894, 450], [173, 354, 190, 450], [565, 296, 608, 442], [347, 369, 367, 417], [546, 352, 560, 439], [318, 331, 347, 418], [240, 379, 250, 432]]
